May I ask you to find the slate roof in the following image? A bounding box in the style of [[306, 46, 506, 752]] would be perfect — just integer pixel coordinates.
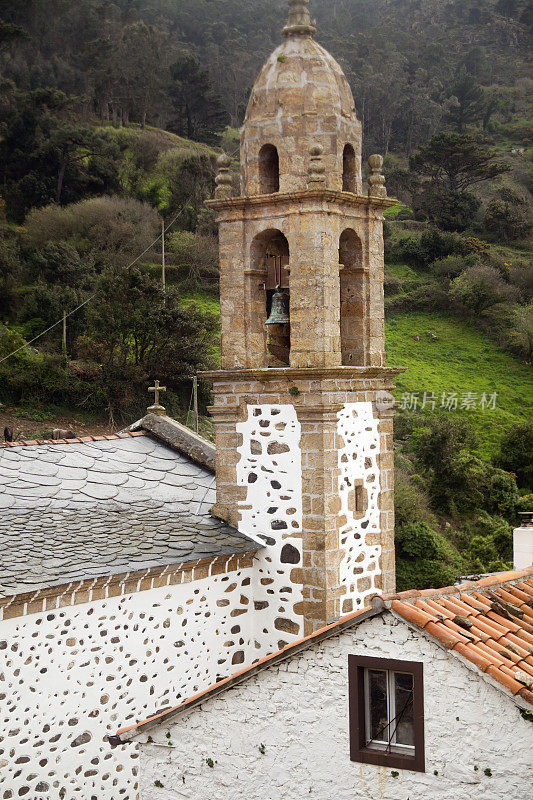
[[0, 431, 258, 598], [390, 568, 533, 707]]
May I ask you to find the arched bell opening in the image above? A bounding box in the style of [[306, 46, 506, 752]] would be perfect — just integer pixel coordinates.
[[259, 144, 280, 194], [250, 229, 290, 366], [342, 144, 357, 194], [339, 228, 365, 365]]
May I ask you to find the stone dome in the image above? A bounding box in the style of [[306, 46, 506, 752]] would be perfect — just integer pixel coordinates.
[[240, 5, 362, 196]]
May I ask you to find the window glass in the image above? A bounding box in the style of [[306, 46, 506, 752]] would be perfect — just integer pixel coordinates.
[[394, 672, 414, 746], [368, 670, 388, 743]]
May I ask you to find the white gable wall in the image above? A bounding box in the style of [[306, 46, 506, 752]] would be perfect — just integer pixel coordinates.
[[136, 613, 533, 800], [0, 568, 255, 800]]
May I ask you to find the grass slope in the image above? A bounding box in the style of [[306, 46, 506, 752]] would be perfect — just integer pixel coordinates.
[[386, 312, 532, 457]]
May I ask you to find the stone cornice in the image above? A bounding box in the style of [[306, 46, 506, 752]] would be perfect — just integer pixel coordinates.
[[202, 366, 406, 382], [206, 190, 397, 212]]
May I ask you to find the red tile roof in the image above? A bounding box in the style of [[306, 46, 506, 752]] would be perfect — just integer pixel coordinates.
[[0, 431, 147, 448], [111, 568, 533, 744], [388, 567, 533, 707]]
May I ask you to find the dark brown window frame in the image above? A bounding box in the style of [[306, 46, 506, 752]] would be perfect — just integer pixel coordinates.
[[348, 655, 425, 773]]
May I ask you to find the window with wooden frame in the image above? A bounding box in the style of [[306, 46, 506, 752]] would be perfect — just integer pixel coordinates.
[[348, 655, 425, 772]]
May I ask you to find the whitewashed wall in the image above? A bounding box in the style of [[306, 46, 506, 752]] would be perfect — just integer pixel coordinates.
[[0, 568, 254, 800], [136, 613, 533, 800], [337, 402, 382, 608], [236, 404, 304, 650]]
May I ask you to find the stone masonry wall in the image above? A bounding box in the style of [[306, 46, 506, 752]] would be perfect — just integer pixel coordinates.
[[208, 369, 398, 635], [136, 613, 533, 800], [0, 560, 254, 800], [211, 194, 388, 372]]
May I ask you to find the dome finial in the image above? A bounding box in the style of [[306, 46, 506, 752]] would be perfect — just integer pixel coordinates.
[[283, 0, 316, 38]]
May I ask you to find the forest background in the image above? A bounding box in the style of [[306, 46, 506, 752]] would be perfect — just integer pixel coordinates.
[[0, 0, 531, 588]]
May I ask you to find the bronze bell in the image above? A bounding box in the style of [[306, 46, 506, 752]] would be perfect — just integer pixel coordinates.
[[266, 286, 290, 326]]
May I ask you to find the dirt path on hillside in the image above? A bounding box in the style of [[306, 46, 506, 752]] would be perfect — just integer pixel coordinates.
[[0, 408, 119, 443]]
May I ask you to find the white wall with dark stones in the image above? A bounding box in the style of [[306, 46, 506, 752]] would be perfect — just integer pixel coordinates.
[[136, 613, 533, 800], [0, 568, 254, 800], [236, 404, 305, 650]]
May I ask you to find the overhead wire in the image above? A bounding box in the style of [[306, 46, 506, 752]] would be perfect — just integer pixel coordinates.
[[0, 202, 191, 365]]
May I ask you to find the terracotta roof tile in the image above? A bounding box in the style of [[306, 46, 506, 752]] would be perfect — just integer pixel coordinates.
[[0, 431, 148, 449], [390, 570, 533, 706]]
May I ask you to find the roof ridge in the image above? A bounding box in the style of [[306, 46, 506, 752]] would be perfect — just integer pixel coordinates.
[[0, 431, 147, 449], [382, 568, 533, 603]]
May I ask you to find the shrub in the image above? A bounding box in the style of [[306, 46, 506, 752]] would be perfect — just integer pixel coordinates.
[[415, 187, 481, 232], [483, 200, 531, 243], [395, 522, 462, 591], [506, 303, 533, 361], [25, 196, 160, 264], [394, 467, 436, 529], [494, 421, 533, 490], [384, 275, 404, 296], [430, 253, 479, 279], [385, 282, 450, 314], [461, 512, 514, 567], [507, 260, 533, 301], [387, 227, 466, 269], [450, 265, 521, 314]]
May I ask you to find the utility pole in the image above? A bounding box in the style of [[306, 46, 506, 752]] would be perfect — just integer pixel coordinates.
[[193, 375, 199, 434], [62, 310, 67, 360], [161, 217, 166, 291]]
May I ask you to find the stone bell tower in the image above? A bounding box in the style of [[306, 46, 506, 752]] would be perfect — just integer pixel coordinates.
[[204, 0, 403, 642]]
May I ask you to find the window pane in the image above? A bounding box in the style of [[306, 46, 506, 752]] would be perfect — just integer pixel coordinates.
[[394, 672, 414, 746], [368, 670, 388, 743]]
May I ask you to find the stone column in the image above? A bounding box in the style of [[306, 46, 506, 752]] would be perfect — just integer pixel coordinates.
[[219, 220, 247, 370], [288, 209, 342, 369]]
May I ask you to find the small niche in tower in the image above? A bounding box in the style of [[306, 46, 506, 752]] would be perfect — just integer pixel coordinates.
[[259, 144, 280, 194], [342, 143, 356, 193]]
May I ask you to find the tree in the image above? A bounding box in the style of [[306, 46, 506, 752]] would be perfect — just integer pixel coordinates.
[[445, 75, 487, 132], [0, 17, 27, 46], [78, 266, 218, 413], [410, 132, 510, 192], [414, 186, 480, 231], [483, 199, 531, 242], [395, 521, 460, 591], [0, 89, 119, 220], [168, 56, 229, 144], [494, 421, 533, 490]]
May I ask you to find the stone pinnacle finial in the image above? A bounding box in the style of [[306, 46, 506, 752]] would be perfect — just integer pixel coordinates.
[[283, 0, 316, 38], [308, 144, 326, 189], [367, 154, 387, 199], [214, 154, 233, 200]]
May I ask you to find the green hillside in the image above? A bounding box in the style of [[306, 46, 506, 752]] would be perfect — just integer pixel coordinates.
[[386, 313, 532, 457]]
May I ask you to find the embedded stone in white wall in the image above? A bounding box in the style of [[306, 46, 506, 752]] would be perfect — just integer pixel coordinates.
[[337, 402, 381, 606], [236, 405, 304, 650], [0, 569, 254, 800]]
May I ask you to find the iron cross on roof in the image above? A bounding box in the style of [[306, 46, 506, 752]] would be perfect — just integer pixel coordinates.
[[148, 380, 166, 407]]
